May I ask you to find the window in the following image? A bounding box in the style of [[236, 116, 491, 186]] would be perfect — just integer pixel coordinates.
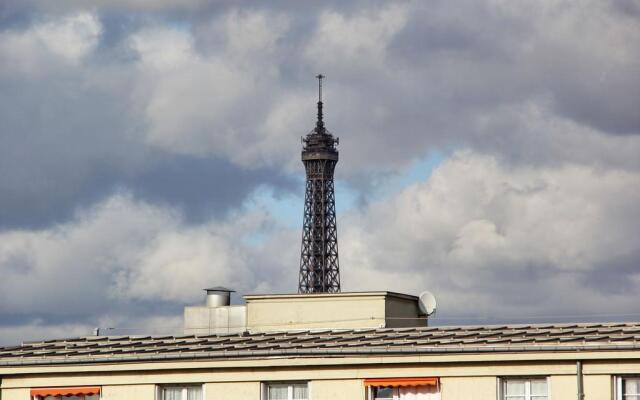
[[158, 385, 203, 400], [369, 387, 441, 400], [372, 387, 394, 400], [264, 382, 308, 400], [500, 378, 548, 400], [31, 387, 101, 400], [366, 378, 440, 400], [616, 376, 640, 400]]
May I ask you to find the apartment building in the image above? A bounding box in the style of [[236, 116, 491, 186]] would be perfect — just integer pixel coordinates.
[[0, 291, 638, 400]]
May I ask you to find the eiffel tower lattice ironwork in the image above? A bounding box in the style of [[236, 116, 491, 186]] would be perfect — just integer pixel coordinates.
[[298, 74, 341, 293]]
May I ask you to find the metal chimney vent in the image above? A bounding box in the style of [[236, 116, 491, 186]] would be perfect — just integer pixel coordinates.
[[204, 287, 234, 307]]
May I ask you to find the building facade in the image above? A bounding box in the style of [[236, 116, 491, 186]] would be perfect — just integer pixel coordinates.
[[1, 296, 639, 400]]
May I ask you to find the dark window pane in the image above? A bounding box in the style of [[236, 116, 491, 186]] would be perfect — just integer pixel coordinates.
[[373, 387, 394, 399]]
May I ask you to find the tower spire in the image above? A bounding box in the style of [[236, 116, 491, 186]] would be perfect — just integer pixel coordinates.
[[298, 75, 340, 293], [316, 74, 325, 130]]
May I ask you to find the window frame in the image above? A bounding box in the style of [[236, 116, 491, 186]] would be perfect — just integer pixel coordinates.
[[498, 376, 550, 400], [615, 376, 640, 400], [155, 384, 205, 400], [261, 381, 311, 400]]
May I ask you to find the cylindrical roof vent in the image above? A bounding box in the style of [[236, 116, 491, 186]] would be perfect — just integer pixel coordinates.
[[204, 287, 234, 307]]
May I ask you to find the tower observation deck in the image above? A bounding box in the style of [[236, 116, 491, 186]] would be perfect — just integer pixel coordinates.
[[298, 75, 341, 293]]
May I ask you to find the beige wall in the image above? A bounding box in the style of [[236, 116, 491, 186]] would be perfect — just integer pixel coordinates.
[[205, 382, 260, 400], [246, 293, 387, 331], [0, 376, 623, 400], [441, 376, 496, 400], [243, 292, 423, 332], [1, 388, 28, 400], [550, 375, 575, 399], [101, 384, 155, 400], [2, 357, 638, 400], [311, 379, 365, 400], [584, 374, 612, 400]]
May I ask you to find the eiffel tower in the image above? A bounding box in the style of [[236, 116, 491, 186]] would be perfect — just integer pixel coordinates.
[[298, 75, 341, 293]]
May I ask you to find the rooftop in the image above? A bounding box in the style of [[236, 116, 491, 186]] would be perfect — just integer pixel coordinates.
[[1, 322, 639, 366], [242, 291, 418, 300]]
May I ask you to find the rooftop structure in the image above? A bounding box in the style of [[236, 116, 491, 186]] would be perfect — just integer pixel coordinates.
[[183, 291, 427, 335]]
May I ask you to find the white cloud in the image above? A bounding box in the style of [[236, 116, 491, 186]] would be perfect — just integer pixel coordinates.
[[129, 27, 193, 71], [0, 185, 300, 345], [111, 213, 265, 303], [0, 12, 101, 75], [2, 1, 637, 174], [259, 90, 316, 168], [128, 10, 292, 165], [0, 193, 277, 323], [305, 4, 409, 73], [20, 1, 628, 177], [129, 26, 254, 156], [33, 12, 102, 61], [340, 151, 640, 319], [222, 9, 289, 62], [466, 101, 640, 170]]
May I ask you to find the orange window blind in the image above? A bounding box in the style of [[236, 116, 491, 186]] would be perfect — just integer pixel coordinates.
[[364, 377, 438, 387], [30, 387, 101, 397]]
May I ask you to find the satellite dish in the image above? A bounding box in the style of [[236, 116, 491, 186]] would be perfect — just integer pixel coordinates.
[[418, 291, 437, 316]]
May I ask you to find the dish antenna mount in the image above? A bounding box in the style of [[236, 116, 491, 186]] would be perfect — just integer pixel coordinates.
[[418, 291, 437, 316]]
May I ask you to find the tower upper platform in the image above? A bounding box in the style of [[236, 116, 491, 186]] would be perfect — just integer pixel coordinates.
[[302, 74, 339, 161]]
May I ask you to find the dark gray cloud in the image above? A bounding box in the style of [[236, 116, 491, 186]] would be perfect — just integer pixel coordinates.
[[130, 154, 296, 223], [614, 0, 640, 17], [0, 68, 138, 228], [0, 8, 298, 229]]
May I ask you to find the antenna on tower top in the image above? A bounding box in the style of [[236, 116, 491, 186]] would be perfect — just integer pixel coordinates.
[[316, 74, 325, 130], [316, 74, 324, 101]]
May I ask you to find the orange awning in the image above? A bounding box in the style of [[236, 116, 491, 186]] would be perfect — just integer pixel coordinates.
[[31, 387, 101, 397], [364, 377, 438, 387]]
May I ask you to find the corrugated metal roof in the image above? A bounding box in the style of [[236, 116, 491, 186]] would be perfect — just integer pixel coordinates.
[[1, 322, 639, 366]]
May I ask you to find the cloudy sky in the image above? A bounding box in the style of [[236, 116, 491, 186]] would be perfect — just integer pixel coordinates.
[[0, 0, 639, 345]]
